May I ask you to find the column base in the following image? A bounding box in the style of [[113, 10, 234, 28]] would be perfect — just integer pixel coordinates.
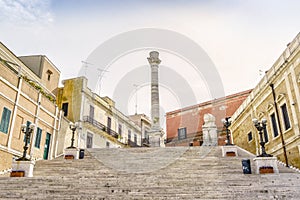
[[148, 130, 165, 147], [253, 157, 279, 174], [11, 160, 35, 177]]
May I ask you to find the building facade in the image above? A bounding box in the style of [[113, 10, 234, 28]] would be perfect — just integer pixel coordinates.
[[128, 114, 152, 146], [231, 32, 300, 168], [0, 42, 62, 172], [56, 77, 144, 149], [166, 90, 252, 146]]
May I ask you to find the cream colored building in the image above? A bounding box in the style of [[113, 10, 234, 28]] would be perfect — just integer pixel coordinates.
[[56, 77, 144, 149], [231, 32, 300, 168], [128, 114, 152, 146], [0, 42, 63, 172]]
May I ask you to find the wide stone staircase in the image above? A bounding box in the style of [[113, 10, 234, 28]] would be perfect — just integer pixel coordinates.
[[0, 146, 299, 199]]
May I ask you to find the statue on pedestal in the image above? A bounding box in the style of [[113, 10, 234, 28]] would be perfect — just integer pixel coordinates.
[[202, 113, 218, 146]]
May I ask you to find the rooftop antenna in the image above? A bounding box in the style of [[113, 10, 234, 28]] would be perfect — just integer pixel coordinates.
[[81, 61, 93, 76], [96, 68, 109, 95], [133, 84, 139, 115]]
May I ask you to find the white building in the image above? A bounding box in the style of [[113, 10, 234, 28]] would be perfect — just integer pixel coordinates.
[[57, 77, 144, 148]]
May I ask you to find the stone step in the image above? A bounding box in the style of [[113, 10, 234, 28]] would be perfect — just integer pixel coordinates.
[[1, 146, 299, 199]]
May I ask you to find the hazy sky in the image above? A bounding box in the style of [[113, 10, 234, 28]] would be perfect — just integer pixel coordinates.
[[0, 0, 300, 126]]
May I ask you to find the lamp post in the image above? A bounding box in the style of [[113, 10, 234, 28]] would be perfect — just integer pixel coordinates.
[[68, 122, 78, 149], [17, 123, 35, 161], [252, 118, 272, 157], [222, 117, 232, 145]]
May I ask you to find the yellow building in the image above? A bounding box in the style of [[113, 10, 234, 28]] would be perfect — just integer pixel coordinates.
[[56, 77, 144, 148], [0, 42, 62, 172], [231, 32, 300, 168]]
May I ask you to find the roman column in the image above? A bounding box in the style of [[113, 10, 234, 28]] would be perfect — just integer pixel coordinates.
[[147, 51, 161, 131]]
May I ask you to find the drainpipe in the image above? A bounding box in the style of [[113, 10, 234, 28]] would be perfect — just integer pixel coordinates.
[[270, 83, 289, 167]]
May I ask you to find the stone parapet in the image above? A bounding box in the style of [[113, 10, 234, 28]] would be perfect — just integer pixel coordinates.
[[64, 148, 79, 159], [222, 145, 238, 157], [253, 157, 279, 174], [11, 160, 35, 177]]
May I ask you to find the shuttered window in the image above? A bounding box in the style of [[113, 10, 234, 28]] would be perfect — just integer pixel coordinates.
[[0, 107, 11, 134], [35, 127, 42, 148]]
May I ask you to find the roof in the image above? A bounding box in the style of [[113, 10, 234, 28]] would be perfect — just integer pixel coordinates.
[[166, 89, 253, 115]]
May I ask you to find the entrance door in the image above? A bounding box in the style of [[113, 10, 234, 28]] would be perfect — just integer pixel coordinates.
[[43, 133, 51, 159]]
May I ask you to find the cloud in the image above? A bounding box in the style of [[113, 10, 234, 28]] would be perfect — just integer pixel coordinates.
[[0, 0, 53, 24]]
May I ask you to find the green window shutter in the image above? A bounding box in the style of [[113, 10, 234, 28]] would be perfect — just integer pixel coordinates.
[[35, 127, 42, 148], [0, 107, 11, 134]]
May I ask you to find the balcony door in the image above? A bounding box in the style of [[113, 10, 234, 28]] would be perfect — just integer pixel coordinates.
[[89, 105, 94, 120], [107, 117, 111, 134]]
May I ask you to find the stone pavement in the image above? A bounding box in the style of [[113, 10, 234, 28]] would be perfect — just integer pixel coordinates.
[[0, 146, 299, 199]]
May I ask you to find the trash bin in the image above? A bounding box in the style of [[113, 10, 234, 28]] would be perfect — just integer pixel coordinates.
[[79, 149, 85, 159], [242, 159, 251, 174]]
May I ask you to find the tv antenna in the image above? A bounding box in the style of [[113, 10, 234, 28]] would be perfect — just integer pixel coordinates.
[[96, 68, 109, 94], [133, 84, 139, 115], [81, 61, 94, 76]]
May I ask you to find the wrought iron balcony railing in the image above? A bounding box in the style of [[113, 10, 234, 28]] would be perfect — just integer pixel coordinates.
[[83, 116, 119, 139]]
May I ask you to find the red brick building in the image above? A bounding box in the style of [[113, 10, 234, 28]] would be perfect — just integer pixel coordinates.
[[166, 90, 252, 146]]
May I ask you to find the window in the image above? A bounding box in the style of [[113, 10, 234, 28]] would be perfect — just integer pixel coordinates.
[[62, 103, 68, 117], [46, 70, 53, 81], [0, 107, 11, 134], [35, 127, 42, 148], [134, 134, 137, 144], [281, 104, 291, 130], [128, 130, 131, 141], [107, 117, 111, 134], [178, 127, 187, 140], [118, 124, 122, 135], [248, 132, 252, 142], [87, 133, 93, 148], [263, 126, 269, 143], [89, 105, 94, 119], [270, 113, 279, 137]]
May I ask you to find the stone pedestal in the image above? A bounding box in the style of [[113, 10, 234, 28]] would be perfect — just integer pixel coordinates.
[[11, 160, 35, 177], [222, 145, 238, 157], [202, 114, 218, 146], [64, 148, 79, 159], [253, 157, 279, 174], [148, 130, 165, 147]]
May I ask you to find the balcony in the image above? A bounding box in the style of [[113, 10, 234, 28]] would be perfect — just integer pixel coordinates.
[[83, 116, 119, 139]]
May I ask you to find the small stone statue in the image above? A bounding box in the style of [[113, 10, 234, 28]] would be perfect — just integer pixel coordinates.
[[202, 113, 218, 146]]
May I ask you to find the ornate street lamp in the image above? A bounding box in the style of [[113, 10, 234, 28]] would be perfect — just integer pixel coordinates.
[[252, 118, 272, 157], [68, 122, 78, 149], [17, 123, 35, 161], [222, 117, 233, 145]]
